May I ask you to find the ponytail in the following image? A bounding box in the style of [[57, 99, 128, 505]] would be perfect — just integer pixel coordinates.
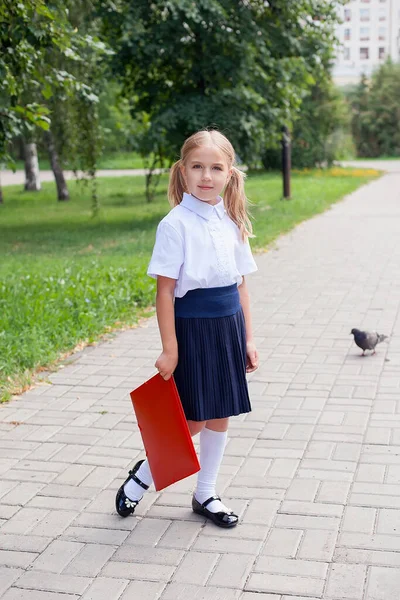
[[168, 160, 186, 207], [224, 167, 253, 241]]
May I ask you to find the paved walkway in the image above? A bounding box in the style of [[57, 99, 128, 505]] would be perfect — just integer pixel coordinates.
[[0, 168, 166, 186], [1, 173, 400, 600], [1, 159, 400, 187], [340, 160, 400, 173]]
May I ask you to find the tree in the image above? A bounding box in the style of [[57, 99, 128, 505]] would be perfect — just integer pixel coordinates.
[[100, 0, 342, 197], [1, 1, 66, 167], [349, 61, 400, 158], [41, 0, 111, 207], [348, 74, 373, 157], [262, 78, 353, 170], [0, 0, 109, 205]]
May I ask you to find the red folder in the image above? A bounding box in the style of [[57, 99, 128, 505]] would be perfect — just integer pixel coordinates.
[[130, 374, 200, 491]]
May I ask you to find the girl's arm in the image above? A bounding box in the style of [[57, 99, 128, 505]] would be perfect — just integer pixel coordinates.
[[238, 276, 258, 373], [154, 275, 178, 380]]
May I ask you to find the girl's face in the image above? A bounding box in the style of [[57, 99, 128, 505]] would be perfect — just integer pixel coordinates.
[[181, 145, 232, 205]]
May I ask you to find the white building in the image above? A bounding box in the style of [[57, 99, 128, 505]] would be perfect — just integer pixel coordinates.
[[332, 0, 400, 85]]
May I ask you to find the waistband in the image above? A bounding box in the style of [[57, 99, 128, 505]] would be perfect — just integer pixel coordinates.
[[174, 284, 240, 318]]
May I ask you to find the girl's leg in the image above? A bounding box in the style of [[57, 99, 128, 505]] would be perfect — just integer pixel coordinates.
[[194, 417, 230, 513], [187, 419, 207, 436], [124, 420, 206, 502], [123, 458, 153, 501]]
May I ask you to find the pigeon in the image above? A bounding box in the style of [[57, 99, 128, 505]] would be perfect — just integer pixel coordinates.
[[350, 328, 388, 355]]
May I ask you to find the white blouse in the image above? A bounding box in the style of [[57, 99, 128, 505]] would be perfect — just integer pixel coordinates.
[[147, 193, 258, 298]]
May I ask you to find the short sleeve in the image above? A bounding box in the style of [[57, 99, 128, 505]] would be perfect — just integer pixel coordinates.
[[147, 221, 184, 280], [235, 238, 258, 276]]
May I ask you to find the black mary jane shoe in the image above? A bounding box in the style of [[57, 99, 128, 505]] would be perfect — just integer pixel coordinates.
[[192, 494, 239, 528], [115, 459, 149, 517]]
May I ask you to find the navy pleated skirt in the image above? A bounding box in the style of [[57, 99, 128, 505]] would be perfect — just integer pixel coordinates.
[[173, 284, 251, 421]]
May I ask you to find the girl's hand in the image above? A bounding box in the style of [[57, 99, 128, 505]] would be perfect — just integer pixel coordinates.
[[246, 341, 258, 373], [155, 351, 178, 381]]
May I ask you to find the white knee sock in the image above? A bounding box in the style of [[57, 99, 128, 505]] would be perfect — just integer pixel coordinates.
[[195, 428, 229, 513], [124, 459, 153, 501]]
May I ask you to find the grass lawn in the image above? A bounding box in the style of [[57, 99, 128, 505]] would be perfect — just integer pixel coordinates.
[[10, 151, 148, 172], [0, 167, 380, 401]]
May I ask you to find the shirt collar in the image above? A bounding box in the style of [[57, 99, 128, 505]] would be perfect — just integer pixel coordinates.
[[181, 192, 225, 221]]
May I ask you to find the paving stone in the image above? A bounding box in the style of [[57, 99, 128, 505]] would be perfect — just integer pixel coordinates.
[[297, 529, 337, 561], [262, 528, 303, 557], [29, 510, 78, 537], [240, 594, 281, 600], [13, 571, 92, 595], [342, 507, 376, 534], [243, 499, 280, 525], [161, 583, 241, 599], [0, 567, 23, 596], [355, 464, 386, 483], [61, 525, 129, 545], [101, 561, 175, 581], [53, 464, 95, 486], [30, 540, 84, 572], [80, 577, 129, 600], [339, 532, 400, 552], [317, 481, 351, 504], [275, 513, 340, 531], [285, 479, 319, 502], [1, 482, 45, 506], [325, 564, 367, 600], [0, 507, 49, 535], [1, 591, 80, 600], [201, 522, 267, 541], [27, 495, 91, 511], [1, 534, 51, 553], [208, 553, 254, 588], [246, 573, 324, 597], [193, 535, 262, 555], [334, 547, 400, 567], [121, 518, 169, 547], [173, 552, 219, 585], [366, 565, 400, 599], [254, 556, 328, 579], [64, 544, 117, 576], [279, 500, 343, 517], [0, 550, 38, 569], [112, 546, 183, 566]]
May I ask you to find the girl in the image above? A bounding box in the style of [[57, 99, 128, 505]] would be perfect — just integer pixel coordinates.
[[116, 130, 258, 528]]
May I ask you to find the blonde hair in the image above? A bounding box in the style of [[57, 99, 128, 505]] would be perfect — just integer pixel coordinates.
[[168, 130, 253, 240]]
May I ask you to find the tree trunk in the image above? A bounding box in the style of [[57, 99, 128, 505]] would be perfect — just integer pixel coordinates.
[[46, 131, 69, 201], [24, 142, 41, 191]]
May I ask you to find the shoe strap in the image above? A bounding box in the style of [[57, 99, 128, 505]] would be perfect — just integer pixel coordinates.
[[202, 495, 221, 509], [128, 470, 149, 491]]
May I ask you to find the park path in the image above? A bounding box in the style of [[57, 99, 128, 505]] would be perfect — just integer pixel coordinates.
[[1, 158, 400, 187], [0, 168, 165, 186], [1, 172, 400, 599]]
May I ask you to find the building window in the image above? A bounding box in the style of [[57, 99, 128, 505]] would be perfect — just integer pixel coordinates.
[[360, 47, 369, 59], [344, 8, 351, 21], [360, 27, 370, 41], [379, 47, 386, 59], [344, 28, 351, 41], [344, 47, 351, 60], [379, 26, 387, 40], [360, 8, 370, 21], [379, 8, 386, 20]]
